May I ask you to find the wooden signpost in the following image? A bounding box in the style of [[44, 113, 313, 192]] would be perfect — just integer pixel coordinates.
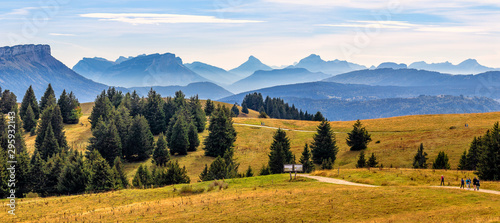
[[284, 164, 303, 180]]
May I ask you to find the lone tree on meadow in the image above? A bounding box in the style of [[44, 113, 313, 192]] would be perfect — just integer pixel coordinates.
[[432, 151, 451, 170], [311, 120, 338, 164], [346, 120, 372, 151], [413, 143, 428, 169], [268, 128, 293, 174], [203, 105, 237, 157]]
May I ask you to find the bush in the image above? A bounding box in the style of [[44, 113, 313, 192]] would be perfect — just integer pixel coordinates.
[[207, 180, 229, 191], [259, 165, 271, 175], [179, 185, 205, 194], [321, 158, 333, 170]]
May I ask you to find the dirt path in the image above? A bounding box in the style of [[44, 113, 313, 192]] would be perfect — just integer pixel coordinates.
[[430, 186, 500, 195], [233, 123, 320, 133], [297, 174, 378, 187]]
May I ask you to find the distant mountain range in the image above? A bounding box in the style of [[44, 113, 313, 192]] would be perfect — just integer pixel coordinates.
[[228, 68, 331, 94], [228, 56, 272, 78], [290, 54, 367, 75], [184, 62, 239, 85], [0, 44, 111, 103], [376, 62, 407, 69], [409, 59, 497, 74], [73, 53, 208, 87]]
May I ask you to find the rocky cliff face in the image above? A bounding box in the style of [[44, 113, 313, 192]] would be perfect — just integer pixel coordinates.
[[0, 44, 111, 102]]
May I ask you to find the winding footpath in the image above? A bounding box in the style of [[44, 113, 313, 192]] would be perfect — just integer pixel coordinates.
[[299, 174, 500, 195], [233, 123, 318, 133]]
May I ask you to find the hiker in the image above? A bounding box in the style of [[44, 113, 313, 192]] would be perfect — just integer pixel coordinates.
[[476, 178, 480, 191], [466, 178, 471, 190], [440, 175, 445, 186], [473, 177, 478, 191], [460, 178, 465, 189]]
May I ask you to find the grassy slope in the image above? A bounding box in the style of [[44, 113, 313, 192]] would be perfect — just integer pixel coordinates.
[[1, 174, 499, 222]]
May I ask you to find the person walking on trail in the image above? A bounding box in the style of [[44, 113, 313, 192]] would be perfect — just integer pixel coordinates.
[[440, 175, 445, 186], [460, 178, 465, 189], [466, 178, 471, 190], [473, 177, 478, 191], [476, 178, 480, 191]]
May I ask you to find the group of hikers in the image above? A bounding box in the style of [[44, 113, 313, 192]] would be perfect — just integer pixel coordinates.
[[440, 175, 480, 191]]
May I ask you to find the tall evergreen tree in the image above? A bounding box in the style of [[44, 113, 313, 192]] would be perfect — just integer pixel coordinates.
[[413, 143, 428, 169], [346, 120, 372, 151], [206, 156, 227, 180], [67, 91, 82, 124], [129, 90, 143, 117], [57, 151, 89, 194], [144, 89, 166, 135], [168, 113, 189, 155], [107, 87, 124, 108], [311, 120, 338, 164], [0, 90, 17, 114], [204, 105, 237, 157], [29, 151, 46, 194], [312, 111, 325, 121], [163, 97, 177, 129], [43, 153, 64, 195], [241, 103, 249, 114], [20, 85, 40, 120], [204, 99, 215, 116], [432, 151, 451, 169], [132, 164, 151, 188], [113, 105, 131, 152], [57, 90, 71, 123], [268, 128, 293, 174], [0, 149, 8, 198], [367, 153, 378, 167], [22, 105, 37, 132], [12, 152, 31, 197], [223, 147, 239, 179], [476, 122, 500, 180], [39, 84, 56, 112], [87, 120, 122, 164], [199, 164, 209, 181], [11, 105, 27, 153], [35, 105, 67, 158], [40, 123, 60, 160], [465, 137, 482, 170], [112, 157, 129, 189], [189, 95, 206, 132], [231, 103, 240, 117], [173, 90, 186, 108], [89, 91, 114, 129], [356, 151, 366, 168], [87, 150, 115, 191], [125, 115, 154, 161], [187, 123, 200, 152], [299, 144, 314, 173], [458, 150, 468, 170], [152, 133, 170, 166], [164, 161, 190, 185]]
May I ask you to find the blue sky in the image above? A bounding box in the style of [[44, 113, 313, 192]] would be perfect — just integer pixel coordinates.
[[1, 0, 499, 69]]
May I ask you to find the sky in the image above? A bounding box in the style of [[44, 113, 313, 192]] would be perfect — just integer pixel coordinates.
[[1, 0, 500, 70]]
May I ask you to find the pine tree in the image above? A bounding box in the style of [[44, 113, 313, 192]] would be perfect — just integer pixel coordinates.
[[223, 147, 239, 179], [321, 158, 333, 170], [29, 151, 46, 194], [113, 157, 129, 189], [20, 85, 40, 120], [58, 90, 71, 123], [0, 90, 17, 114], [311, 120, 338, 164], [87, 150, 115, 191], [163, 97, 177, 129], [245, 165, 254, 177], [174, 90, 186, 108], [268, 128, 293, 174], [129, 90, 143, 117], [231, 103, 240, 117], [107, 87, 124, 108], [67, 91, 82, 124], [14, 152, 31, 197], [113, 105, 131, 152], [476, 122, 500, 180], [189, 96, 207, 133], [204, 99, 215, 116], [204, 105, 237, 157], [356, 151, 366, 168], [39, 123, 60, 160], [413, 143, 428, 169], [11, 105, 27, 154], [89, 91, 114, 129], [346, 120, 372, 151], [87, 120, 122, 164], [367, 153, 378, 167], [44, 153, 64, 195], [152, 133, 170, 166], [39, 84, 56, 112], [259, 165, 271, 175], [144, 89, 166, 135], [241, 103, 249, 114], [199, 164, 209, 181], [207, 156, 227, 180], [312, 111, 325, 121], [36, 105, 67, 155], [432, 151, 451, 169], [58, 151, 89, 194], [458, 150, 468, 170], [22, 104, 37, 132], [187, 123, 200, 152], [132, 164, 151, 188], [164, 161, 190, 185], [125, 115, 154, 161], [299, 144, 314, 173], [168, 113, 189, 156], [465, 137, 482, 170], [0, 149, 8, 198]]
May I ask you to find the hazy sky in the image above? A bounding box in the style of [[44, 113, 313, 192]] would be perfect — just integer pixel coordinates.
[[1, 0, 499, 70]]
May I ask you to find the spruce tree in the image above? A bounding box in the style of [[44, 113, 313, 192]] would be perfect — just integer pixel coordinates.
[[367, 153, 378, 167], [113, 105, 131, 152], [189, 95, 207, 133], [321, 158, 333, 170], [152, 133, 170, 166], [20, 85, 40, 120], [0, 149, 8, 198], [458, 150, 468, 170], [87, 120, 122, 164], [199, 164, 209, 181], [67, 91, 82, 124], [204, 99, 215, 116], [113, 157, 129, 189], [22, 105, 37, 132], [144, 89, 166, 135], [125, 115, 154, 161], [311, 120, 338, 164], [413, 143, 428, 169], [39, 84, 56, 112], [242, 103, 249, 114], [187, 123, 200, 152], [58, 151, 89, 194], [231, 103, 240, 117], [312, 111, 325, 121], [89, 91, 114, 129], [11, 105, 27, 153], [356, 151, 366, 168], [40, 123, 60, 160], [36, 105, 67, 154], [58, 90, 71, 123], [164, 161, 190, 184], [129, 90, 143, 117], [29, 152, 46, 194], [465, 137, 482, 170], [174, 90, 186, 108], [163, 97, 177, 129], [476, 122, 500, 180], [0, 90, 17, 114], [432, 151, 451, 169], [346, 120, 372, 151], [268, 128, 293, 174], [299, 144, 314, 173], [207, 156, 227, 180], [44, 153, 64, 195], [204, 105, 237, 157], [14, 152, 31, 197], [87, 150, 115, 191], [245, 165, 254, 177], [223, 147, 239, 179], [168, 113, 189, 156], [132, 164, 151, 188]]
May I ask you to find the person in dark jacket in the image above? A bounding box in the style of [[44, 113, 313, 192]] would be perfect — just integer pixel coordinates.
[[460, 178, 465, 189], [473, 177, 478, 191]]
